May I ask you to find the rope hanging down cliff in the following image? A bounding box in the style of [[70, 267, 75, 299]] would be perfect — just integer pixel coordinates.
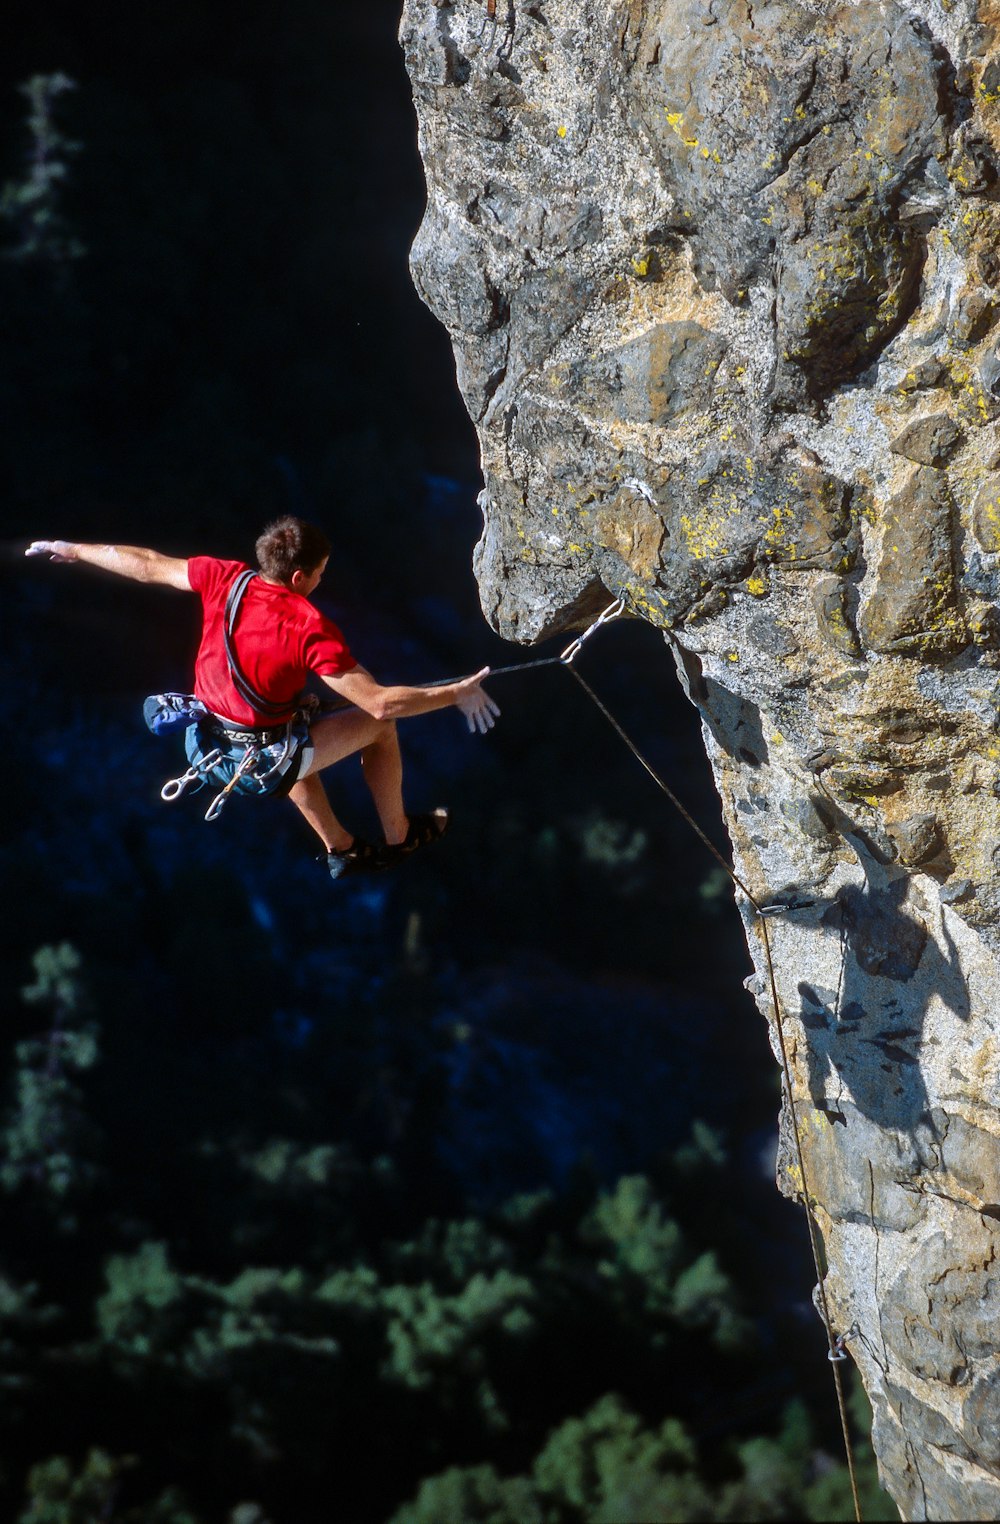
[[478, 592, 864, 1523]]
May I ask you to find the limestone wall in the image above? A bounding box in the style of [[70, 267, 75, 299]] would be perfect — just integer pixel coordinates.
[[400, 3, 1000, 1516]]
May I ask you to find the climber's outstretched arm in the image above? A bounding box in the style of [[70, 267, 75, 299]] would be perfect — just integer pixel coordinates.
[[25, 540, 191, 590], [322, 665, 500, 733]]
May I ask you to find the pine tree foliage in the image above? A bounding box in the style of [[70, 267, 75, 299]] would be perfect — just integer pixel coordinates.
[[0, 942, 891, 1522], [391, 1391, 898, 1524], [1, 946, 103, 1217], [576, 1174, 754, 1351], [0, 75, 84, 264], [0, 933, 891, 1521], [17, 1449, 201, 1524]]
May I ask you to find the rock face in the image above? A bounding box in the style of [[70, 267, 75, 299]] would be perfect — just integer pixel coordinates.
[[400, 1, 1000, 1517]]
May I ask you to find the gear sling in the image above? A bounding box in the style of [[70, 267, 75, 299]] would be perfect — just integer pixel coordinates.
[[147, 569, 313, 821]]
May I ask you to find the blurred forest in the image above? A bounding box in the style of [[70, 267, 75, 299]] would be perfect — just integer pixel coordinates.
[[0, 2, 895, 1520]]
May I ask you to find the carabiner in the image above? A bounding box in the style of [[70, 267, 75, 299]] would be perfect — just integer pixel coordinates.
[[828, 1323, 860, 1361], [255, 720, 295, 784], [757, 897, 817, 917], [480, 0, 498, 50], [559, 595, 627, 666], [203, 743, 261, 822], [160, 748, 222, 802], [203, 789, 230, 824]]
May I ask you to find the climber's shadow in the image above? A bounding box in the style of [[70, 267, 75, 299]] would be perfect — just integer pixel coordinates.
[[679, 645, 969, 1144], [793, 857, 968, 1148]]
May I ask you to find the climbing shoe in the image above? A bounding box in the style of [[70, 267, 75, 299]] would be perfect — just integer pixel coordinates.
[[326, 838, 390, 881], [400, 808, 450, 856]]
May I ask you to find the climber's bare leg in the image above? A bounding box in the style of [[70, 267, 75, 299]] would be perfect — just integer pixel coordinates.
[[358, 722, 408, 846], [287, 772, 353, 853], [289, 709, 407, 850]]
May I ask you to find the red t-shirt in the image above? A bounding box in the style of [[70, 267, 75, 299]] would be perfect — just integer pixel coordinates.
[[188, 557, 357, 726]]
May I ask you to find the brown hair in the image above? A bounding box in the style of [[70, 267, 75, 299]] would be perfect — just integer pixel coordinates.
[[255, 516, 331, 584]]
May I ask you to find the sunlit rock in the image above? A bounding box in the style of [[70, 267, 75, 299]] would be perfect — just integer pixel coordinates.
[[401, 2, 1000, 1516]]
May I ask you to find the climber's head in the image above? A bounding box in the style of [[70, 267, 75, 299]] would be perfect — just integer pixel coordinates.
[[256, 516, 331, 595]]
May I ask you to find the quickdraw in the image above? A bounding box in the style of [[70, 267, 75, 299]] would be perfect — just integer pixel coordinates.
[[828, 1323, 860, 1362], [202, 742, 268, 823], [480, 0, 498, 48], [558, 596, 627, 666], [479, 0, 515, 58], [160, 748, 224, 804]]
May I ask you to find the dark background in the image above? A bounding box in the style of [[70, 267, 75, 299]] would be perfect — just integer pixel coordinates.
[[0, 3, 891, 1520]]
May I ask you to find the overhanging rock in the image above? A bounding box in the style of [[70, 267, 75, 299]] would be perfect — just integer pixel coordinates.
[[400, 2, 1000, 1517]]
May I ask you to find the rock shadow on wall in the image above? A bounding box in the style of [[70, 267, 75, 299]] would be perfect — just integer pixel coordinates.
[[797, 866, 969, 1148], [677, 648, 770, 770]]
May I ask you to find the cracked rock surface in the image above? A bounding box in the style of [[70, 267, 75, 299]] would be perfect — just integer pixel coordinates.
[[401, 1, 1000, 1516]]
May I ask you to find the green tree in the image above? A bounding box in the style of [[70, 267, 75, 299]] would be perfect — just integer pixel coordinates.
[[0, 1274, 60, 1417], [389, 1464, 545, 1524], [1, 945, 103, 1223], [575, 1174, 754, 1352], [95, 1241, 204, 1366], [0, 75, 84, 266], [532, 1394, 713, 1523], [18, 1449, 200, 1524], [391, 1388, 894, 1524]]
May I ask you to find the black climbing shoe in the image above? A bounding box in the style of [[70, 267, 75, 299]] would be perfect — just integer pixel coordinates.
[[379, 808, 450, 867], [400, 808, 449, 856], [326, 838, 390, 881]]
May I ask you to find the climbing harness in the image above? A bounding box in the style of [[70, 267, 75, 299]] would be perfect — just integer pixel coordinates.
[[158, 710, 311, 823], [156, 719, 308, 821], [201, 729, 289, 823], [472, 589, 865, 1522]]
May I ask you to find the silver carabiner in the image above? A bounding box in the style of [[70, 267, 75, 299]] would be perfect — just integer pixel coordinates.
[[255, 721, 295, 784], [203, 789, 230, 823], [160, 748, 222, 802], [203, 743, 261, 822], [828, 1322, 860, 1361], [559, 595, 627, 666], [480, 0, 498, 49]]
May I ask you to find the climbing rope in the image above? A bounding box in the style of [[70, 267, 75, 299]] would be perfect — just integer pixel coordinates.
[[480, 594, 864, 1522]]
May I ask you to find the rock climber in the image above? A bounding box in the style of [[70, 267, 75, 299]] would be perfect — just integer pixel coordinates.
[[25, 516, 500, 878]]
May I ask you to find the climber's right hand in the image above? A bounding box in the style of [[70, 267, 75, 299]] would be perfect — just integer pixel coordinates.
[[454, 668, 501, 735]]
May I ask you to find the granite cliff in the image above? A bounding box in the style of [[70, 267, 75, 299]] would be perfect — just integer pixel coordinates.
[[400, 1, 1000, 1516]]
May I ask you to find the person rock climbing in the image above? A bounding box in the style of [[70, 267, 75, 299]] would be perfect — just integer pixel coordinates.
[[25, 516, 499, 878]]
